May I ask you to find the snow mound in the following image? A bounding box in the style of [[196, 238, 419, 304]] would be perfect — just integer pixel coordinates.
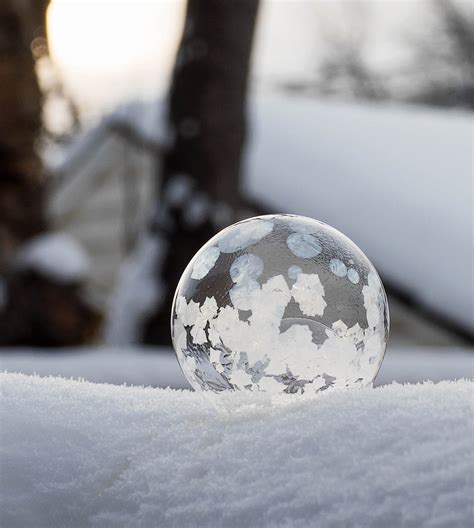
[[14, 232, 90, 283], [1, 373, 472, 527]]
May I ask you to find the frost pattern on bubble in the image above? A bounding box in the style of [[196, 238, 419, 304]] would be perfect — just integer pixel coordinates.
[[218, 218, 274, 253], [329, 258, 347, 277], [287, 233, 322, 258], [288, 265, 302, 281], [347, 268, 360, 284], [191, 246, 220, 280], [230, 254, 264, 283], [229, 280, 260, 310], [291, 273, 326, 317], [172, 214, 389, 396]]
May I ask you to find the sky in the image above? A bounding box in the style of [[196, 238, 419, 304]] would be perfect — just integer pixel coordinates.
[[46, 0, 429, 122]]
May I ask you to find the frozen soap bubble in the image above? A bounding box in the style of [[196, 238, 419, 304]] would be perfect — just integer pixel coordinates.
[[171, 214, 389, 395]]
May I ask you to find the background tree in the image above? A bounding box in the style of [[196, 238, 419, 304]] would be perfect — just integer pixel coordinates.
[[143, 0, 260, 345], [0, 0, 49, 270], [407, 0, 474, 108], [314, 5, 387, 101], [285, 0, 473, 109], [0, 0, 100, 346]]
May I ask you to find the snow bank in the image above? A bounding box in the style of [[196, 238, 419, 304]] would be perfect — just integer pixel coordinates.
[[14, 232, 90, 283], [1, 372, 472, 527]]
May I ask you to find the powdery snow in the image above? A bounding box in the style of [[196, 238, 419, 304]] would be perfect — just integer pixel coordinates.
[[0, 372, 472, 527]]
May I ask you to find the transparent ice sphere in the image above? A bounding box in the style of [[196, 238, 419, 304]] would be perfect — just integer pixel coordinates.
[[171, 214, 389, 395]]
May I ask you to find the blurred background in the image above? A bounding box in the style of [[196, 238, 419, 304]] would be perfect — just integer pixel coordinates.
[[0, 0, 472, 386]]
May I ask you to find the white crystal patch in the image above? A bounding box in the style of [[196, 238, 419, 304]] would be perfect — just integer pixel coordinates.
[[230, 254, 264, 283], [329, 258, 347, 277], [291, 273, 327, 317], [218, 219, 274, 253], [287, 265, 302, 280], [287, 233, 322, 258], [191, 246, 220, 280], [347, 268, 360, 284]]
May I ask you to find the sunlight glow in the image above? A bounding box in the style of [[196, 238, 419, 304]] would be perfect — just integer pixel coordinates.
[[47, 0, 185, 117]]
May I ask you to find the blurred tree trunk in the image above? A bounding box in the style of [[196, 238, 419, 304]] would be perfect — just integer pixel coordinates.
[[143, 0, 259, 344], [0, 0, 101, 346], [0, 0, 49, 269]]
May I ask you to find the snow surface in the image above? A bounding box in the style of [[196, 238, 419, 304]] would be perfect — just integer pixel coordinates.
[[1, 346, 472, 389], [1, 372, 472, 527], [14, 232, 90, 283]]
